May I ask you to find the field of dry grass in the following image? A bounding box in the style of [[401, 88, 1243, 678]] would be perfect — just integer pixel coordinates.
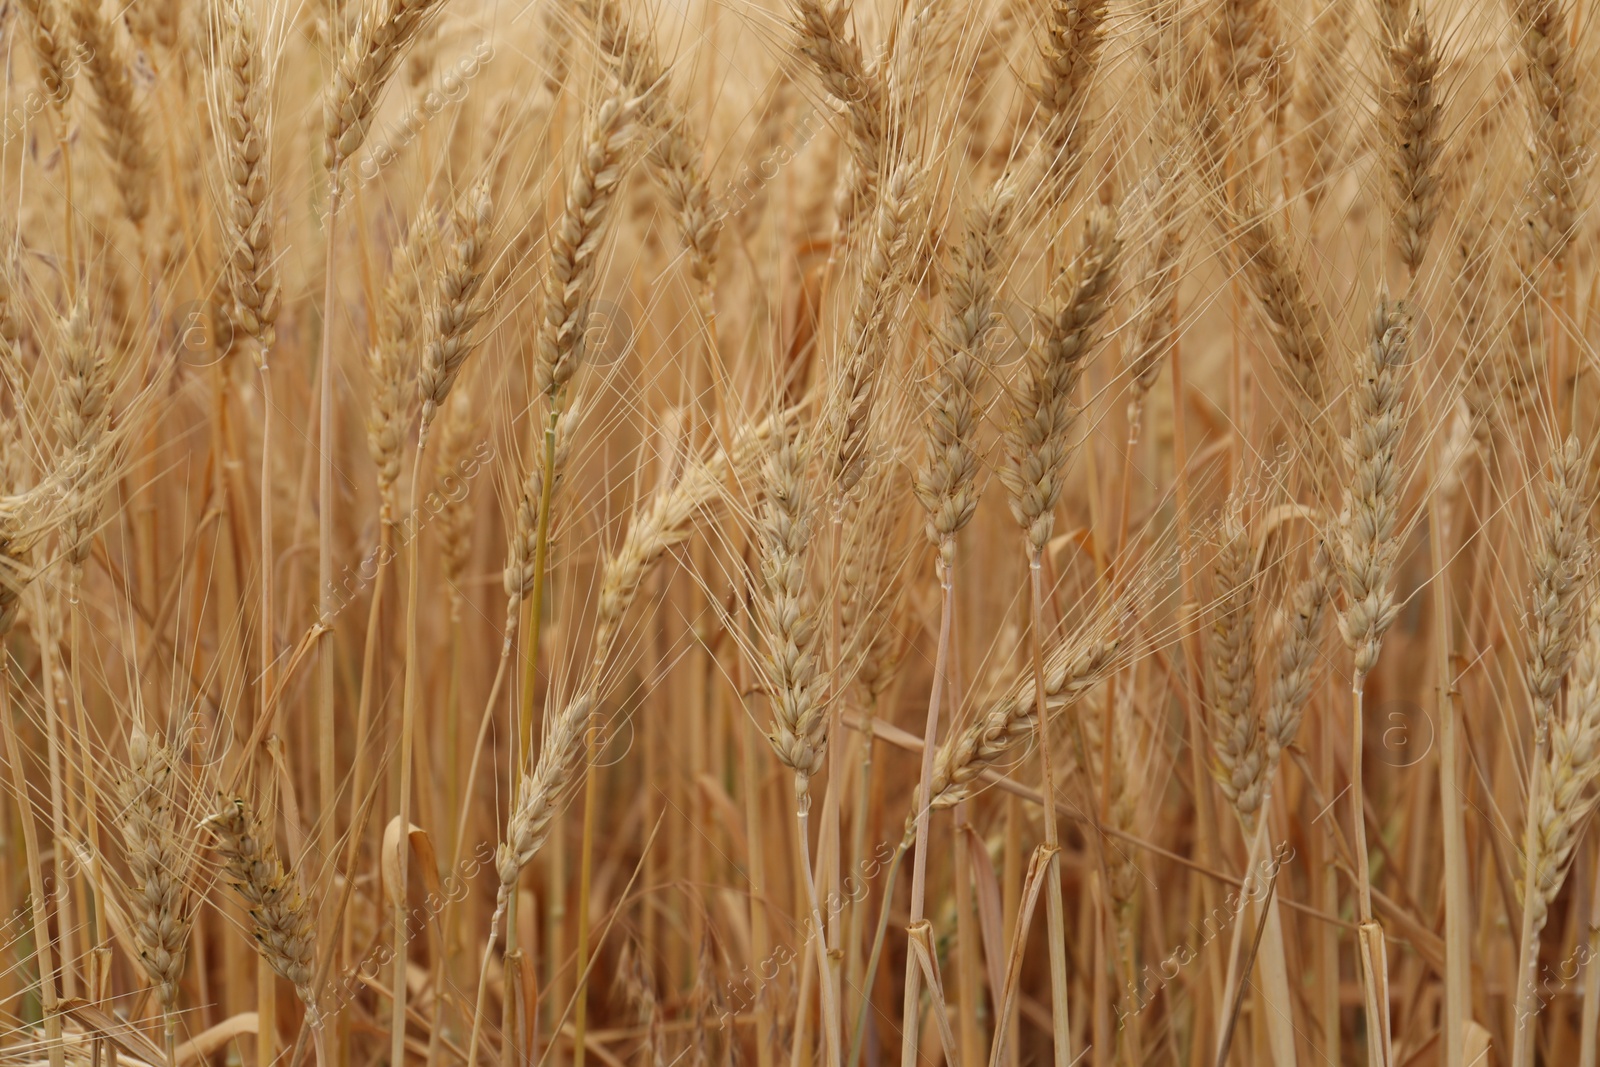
[[0, 0, 1596, 1063]]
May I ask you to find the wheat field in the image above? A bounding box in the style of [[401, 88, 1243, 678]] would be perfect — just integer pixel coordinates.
[[0, 0, 1594, 1064]]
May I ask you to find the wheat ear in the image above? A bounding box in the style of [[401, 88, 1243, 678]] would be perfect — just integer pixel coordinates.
[[577, 0, 722, 290], [1513, 444, 1596, 1067], [204, 797, 318, 1009], [323, 0, 450, 174], [1032, 0, 1109, 206], [468, 418, 785, 1067], [1208, 499, 1262, 817], [1515, 601, 1600, 1061], [1525, 436, 1590, 745], [916, 180, 1013, 563], [1337, 295, 1409, 674], [1294, 0, 1352, 203], [215, 0, 280, 354], [999, 204, 1120, 555], [922, 628, 1120, 812], [70, 0, 153, 223], [366, 221, 431, 520], [789, 0, 886, 224], [536, 93, 639, 400], [417, 184, 493, 434], [16, 0, 75, 109], [116, 728, 192, 1064], [1260, 544, 1332, 785], [54, 298, 111, 570], [825, 164, 919, 497], [1382, 8, 1443, 279], [1338, 293, 1411, 1067], [1507, 0, 1587, 267]]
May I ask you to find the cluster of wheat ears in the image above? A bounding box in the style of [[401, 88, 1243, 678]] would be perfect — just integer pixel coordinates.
[[0, 0, 1595, 1063]]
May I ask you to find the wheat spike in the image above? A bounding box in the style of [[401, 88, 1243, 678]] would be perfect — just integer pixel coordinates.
[[71, 0, 154, 222], [1209, 500, 1262, 816], [1336, 294, 1409, 675], [323, 0, 450, 175], [535, 94, 639, 400], [116, 729, 191, 1012], [916, 180, 1013, 566], [205, 797, 319, 1008], [1526, 436, 1591, 744], [54, 298, 111, 569], [417, 184, 493, 432], [16, 0, 75, 108], [1000, 204, 1120, 555], [215, 0, 280, 353], [1382, 11, 1443, 275]]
